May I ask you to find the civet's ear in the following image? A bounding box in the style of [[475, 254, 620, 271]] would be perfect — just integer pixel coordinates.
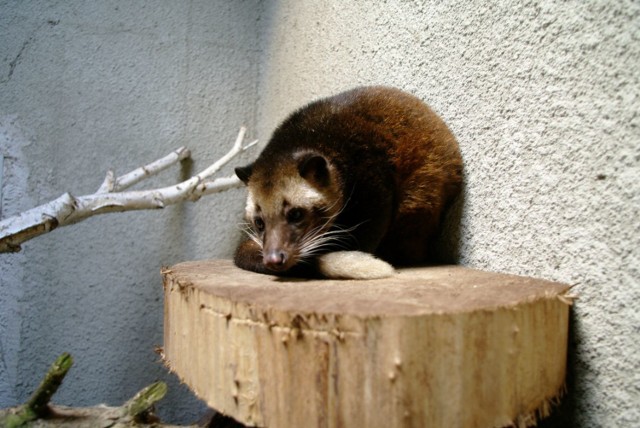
[[235, 164, 253, 184], [297, 152, 331, 188]]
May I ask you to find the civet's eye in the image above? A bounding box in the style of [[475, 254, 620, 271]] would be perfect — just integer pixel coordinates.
[[286, 208, 305, 224], [254, 217, 265, 231]]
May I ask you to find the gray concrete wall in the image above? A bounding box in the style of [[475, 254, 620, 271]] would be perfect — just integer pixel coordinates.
[[0, 1, 264, 423], [1, 0, 638, 426]]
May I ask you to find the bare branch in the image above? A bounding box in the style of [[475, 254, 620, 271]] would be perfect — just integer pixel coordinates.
[[193, 127, 255, 183], [112, 146, 191, 192], [0, 127, 255, 253], [200, 175, 243, 196]]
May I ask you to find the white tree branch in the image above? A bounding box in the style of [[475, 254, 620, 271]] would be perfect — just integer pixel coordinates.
[[0, 127, 255, 253], [97, 146, 192, 193]]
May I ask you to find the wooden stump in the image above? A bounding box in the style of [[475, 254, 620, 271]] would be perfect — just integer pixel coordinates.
[[162, 260, 572, 428]]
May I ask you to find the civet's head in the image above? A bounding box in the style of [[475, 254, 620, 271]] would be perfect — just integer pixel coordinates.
[[235, 150, 344, 272]]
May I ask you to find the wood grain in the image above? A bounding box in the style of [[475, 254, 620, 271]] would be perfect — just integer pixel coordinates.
[[163, 260, 572, 428]]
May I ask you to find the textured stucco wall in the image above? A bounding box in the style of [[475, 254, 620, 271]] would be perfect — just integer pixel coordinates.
[[0, 1, 264, 423], [257, 1, 639, 426], [1, 0, 638, 426]]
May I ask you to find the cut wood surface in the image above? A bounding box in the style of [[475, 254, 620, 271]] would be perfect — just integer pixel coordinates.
[[162, 260, 573, 428]]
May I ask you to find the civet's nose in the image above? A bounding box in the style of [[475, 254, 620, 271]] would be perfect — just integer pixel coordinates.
[[264, 250, 287, 270]]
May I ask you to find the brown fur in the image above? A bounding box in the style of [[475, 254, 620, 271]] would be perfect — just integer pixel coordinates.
[[234, 86, 462, 276]]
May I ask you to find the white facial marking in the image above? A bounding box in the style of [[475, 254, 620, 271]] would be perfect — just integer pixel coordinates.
[[284, 177, 325, 209], [245, 189, 257, 218]]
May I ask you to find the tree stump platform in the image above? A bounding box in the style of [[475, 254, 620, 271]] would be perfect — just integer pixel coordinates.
[[162, 260, 573, 428]]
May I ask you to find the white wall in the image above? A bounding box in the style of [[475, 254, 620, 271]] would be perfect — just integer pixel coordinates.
[[257, 1, 639, 426], [1, 0, 638, 426]]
